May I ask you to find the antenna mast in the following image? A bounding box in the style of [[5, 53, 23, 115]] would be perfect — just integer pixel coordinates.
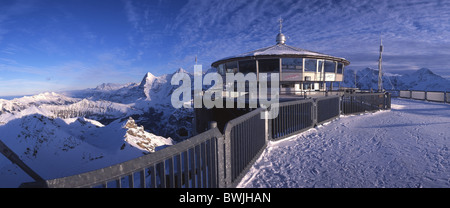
[[279, 18, 283, 33], [378, 37, 383, 92]]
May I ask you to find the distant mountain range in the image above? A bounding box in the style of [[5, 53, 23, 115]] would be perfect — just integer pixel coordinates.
[[342, 67, 450, 91], [0, 69, 192, 187]]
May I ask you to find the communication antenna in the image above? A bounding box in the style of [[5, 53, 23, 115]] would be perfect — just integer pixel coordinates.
[[279, 17, 283, 33], [378, 36, 383, 92]]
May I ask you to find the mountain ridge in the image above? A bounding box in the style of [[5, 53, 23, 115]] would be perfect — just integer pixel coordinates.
[[342, 67, 450, 91]]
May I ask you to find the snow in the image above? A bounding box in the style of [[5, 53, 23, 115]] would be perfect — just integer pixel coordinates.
[[0, 116, 173, 187], [238, 98, 450, 188]]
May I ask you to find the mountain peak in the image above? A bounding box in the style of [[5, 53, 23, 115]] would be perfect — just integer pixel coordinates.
[[414, 68, 434, 75], [144, 72, 155, 78], [94, 83, 126, 91], [139, 72, 156, 88], [142, 72, 156, 81], [174, 68, 188, 74]]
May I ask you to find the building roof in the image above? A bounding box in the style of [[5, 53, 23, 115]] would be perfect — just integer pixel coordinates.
[[211, 41, 350, 67]]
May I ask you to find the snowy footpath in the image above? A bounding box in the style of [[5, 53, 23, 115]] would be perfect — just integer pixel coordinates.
[[238, 98, 450, 188]]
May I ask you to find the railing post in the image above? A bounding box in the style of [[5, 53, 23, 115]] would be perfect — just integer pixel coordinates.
[[312, 99, 318, 127], [209, 121, 217, 130], [218, 123, 230, 188], [444, 91, 448, 103], [264, 109, 270, 142]]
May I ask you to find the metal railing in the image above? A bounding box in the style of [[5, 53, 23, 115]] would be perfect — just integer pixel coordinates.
[[19, 92, 391, 188], [399, 90, 448, 103], [21, 127, 223, 188], [223, 108, 267, 188], [341, 93, 390, 115], [270, 99, 314, 140], [316, 96, 341, 124]]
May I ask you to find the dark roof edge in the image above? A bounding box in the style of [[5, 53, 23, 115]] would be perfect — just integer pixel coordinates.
[[211, 54, 350, 67]]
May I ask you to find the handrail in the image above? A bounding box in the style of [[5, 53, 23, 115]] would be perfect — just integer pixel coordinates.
[[21, 127, 223, 188], [222, 108, 266, 187], [0, 140, 44, 182], [18, 92, 392, 188], [399, 90, 448, 103]]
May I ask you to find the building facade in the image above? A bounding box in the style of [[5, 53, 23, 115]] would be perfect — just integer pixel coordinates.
[[210, 31, 350, 95]]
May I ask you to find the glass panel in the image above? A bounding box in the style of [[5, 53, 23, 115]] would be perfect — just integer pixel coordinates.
[[337, 63, 344, 74], [304, 59, 317, 72], [281, 83, 294, 88], [303, 83, 311, 90], [258, 59, 280, 72], [282, 58, 303, 71], [225, 62, 238, 73], [324, 60, 336, 73], [238, 60, 256, 74], [318, 60, 324, 73], [218, 64, 225, 75]]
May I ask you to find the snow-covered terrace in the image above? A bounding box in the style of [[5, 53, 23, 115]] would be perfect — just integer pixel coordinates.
[[239, 98, 450, 188]]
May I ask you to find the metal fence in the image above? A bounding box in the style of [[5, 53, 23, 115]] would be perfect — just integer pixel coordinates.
[[270, 99, 314, 140], [19, 92, 391, 188], [21, 127, 224, 188], [399, 90, 448, 103], [223, 108, 267, 188], [269, 96, 341, 141], [316, 96, 341, 124], [341, 93, 390, 115]]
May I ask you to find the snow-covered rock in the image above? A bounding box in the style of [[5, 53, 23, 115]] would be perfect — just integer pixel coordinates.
[[123, 117, 174, 152]]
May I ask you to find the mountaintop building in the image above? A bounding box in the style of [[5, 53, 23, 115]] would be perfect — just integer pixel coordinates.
[[210, 21, 350, 95]]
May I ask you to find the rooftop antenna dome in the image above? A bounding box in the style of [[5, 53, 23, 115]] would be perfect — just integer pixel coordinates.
[[276, 18, 286, 44]]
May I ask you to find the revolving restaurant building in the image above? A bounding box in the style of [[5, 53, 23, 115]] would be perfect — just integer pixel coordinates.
[[211, 31, 350, 94]]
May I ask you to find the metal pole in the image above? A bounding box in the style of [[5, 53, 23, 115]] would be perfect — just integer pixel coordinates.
[[0, 140, 44, 182]]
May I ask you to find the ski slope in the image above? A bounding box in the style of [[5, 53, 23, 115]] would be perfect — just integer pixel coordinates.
[[238, 98, 450, 188]]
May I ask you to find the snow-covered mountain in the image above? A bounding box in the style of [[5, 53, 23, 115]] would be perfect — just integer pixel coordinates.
[[0, 69, 193, 187], [0, 114, 173, 187], [342, 68, 450, 91], [58, 68, 194, 140]]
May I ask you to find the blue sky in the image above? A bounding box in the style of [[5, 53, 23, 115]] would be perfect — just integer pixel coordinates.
[[1, 0, 450, 96]]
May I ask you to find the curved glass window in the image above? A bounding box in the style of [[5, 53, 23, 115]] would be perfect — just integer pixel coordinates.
[[282, 58, 303, 71], [225, 61, 238, 73], [324, 60, 336, 73], [258, 59, 280, 72], [304, 59, 317, 72], [218, 64, 225, 75], [337, 63, 344, 74], [238, 60, 256, 74], [318, 60, 324, 73]]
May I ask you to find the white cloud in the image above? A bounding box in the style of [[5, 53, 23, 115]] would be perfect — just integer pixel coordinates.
[[166, 0, 450, 76], [123, 0, 140, 29]]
